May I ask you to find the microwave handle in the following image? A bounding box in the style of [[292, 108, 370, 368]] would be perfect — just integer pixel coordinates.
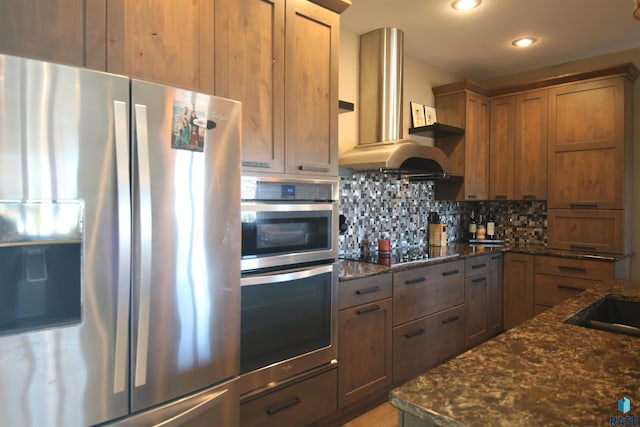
[[241, 264, 334, 286]]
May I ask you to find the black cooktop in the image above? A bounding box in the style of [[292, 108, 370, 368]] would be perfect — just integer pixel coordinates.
[[342, 246, 459, 267]]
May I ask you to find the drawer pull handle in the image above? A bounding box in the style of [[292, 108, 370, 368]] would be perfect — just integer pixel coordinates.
[[558, 284, 586, 292], [467, 195, 477, 200], [569, 245, 597, 252], [491, 255, 502, 260], [523, 195, 537, 200], [471, 263, 487, 269], [405, 277, 426, 285], [355, 286, 381, 295], [242, 160, 272, 169], [494, 195, 507, 200], [404, 328, 426, 338], [558, 266, 588, 274], [442, 315, 460, 324], [442, 269, 460, 277], [570, 203, 598, 209], [266, 397, 301, 416], [356, 304, 381, 315], [299, 165, 330, 173], [472, 277, 486, 283]]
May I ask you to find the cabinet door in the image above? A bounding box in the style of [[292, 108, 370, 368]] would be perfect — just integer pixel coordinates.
[[503, 253, 534, 330], [464, 92, 490, 200], [489, 95, 515, 200], [465, 274, 488, 348], [547, 77, 626, 209], [338, 298, 392, 408], [107, 0, 215, 92], [514, 89, 547, 200], [0, 0, 106, 70], [215, 0, 286, 173], [285, 0, 339, 176], [547, 209, 625, 254], [488, 254, 504, 337]]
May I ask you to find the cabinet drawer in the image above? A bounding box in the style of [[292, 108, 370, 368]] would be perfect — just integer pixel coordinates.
[[534, 255, 614, 280], [534, 274, 599, 307], [392, 305, 465, 383], [393, 260, 464, 326], [240, 368, 337, 427], [465, 254, 490, 277], [547, 209, 624, 254], [339, 273, 392, 310]]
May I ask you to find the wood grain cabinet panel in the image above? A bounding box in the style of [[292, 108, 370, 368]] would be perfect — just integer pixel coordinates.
[[503, 253, 535, 330], [547, 77, 626, 209], [284, 0, 339, 176], [338, 297, 392, 408], [392, 305, 465, 384], [489, 95, 515, 200], [434, 84, 490, 200], [392, 260, 464, 326], [215, 0, 286, 172], [240, 368, 337, 427], [488, 254, 504, 337], [0, 0, 106, 70], [217, 0, 339, 177], [107, 0, 215, 92], [514, 89, 548, 200], [547, 209, 624, 254]]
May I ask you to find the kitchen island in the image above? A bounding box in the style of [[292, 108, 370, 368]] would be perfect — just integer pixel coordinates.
[[389, 279, 640, 426]]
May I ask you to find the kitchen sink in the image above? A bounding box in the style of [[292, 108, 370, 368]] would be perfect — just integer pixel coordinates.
[[564, 295, 640, 338]]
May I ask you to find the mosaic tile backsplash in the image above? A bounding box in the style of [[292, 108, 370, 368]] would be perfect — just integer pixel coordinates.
[[339, 172, 547, 256]]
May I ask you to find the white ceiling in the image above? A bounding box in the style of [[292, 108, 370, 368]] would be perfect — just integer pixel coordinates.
[[340, 0, 640, 81]]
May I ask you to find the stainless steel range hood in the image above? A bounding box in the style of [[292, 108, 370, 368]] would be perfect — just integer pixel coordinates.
[[339, 27, 452, 177]]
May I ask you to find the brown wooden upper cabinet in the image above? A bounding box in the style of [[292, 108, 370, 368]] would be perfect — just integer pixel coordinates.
[[0, 0, 107, 70], [434, 84, 490, 201], [489, 89, 548, 201], [547, 77, 630, 210], [217, 0, 339, 177], [107, 0, 215, 92]]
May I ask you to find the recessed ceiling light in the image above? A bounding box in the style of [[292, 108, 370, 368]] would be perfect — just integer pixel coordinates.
[[511, 37, 538, 48], [451, 0, 482, 11]]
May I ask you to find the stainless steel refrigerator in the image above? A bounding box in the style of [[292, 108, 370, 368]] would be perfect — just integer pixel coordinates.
[[0, 54, 241, 426]]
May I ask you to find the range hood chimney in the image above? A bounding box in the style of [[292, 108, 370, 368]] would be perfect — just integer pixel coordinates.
[[339, 28, 451, 176]]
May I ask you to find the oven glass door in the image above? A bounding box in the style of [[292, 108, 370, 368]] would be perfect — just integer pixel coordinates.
[[241, 203, 335, 270], [240, 264, 333, 374]]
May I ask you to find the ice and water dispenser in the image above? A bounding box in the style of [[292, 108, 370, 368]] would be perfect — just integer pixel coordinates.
[[0, 201, 82, 335]]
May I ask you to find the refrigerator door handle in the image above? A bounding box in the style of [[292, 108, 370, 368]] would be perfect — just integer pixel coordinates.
[[133, 103, 153, 388], [113, 100, 131, 394]]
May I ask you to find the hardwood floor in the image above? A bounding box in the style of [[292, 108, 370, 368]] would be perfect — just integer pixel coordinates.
[[341, 402, 398, 427]]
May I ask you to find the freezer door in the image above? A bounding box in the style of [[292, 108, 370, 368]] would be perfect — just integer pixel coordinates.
[[0, 55, 131, 425], [130, 80, 241, 412], [105, 377, 239, 427]]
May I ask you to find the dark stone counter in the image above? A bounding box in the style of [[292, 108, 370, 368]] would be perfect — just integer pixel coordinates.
[[389, 279, 640, 426], [339, 243, 631, 281]]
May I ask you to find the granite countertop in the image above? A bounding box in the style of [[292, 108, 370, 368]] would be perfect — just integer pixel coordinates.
[[389, 279, 640, 426], [339, 243, 631, 281]]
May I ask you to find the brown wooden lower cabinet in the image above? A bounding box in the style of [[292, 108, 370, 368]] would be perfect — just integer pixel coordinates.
[[503, 253, 535, 329], [240, 368, 337, 427], [392, 305, 465, 384], [488, 254, 504, 337], [338, 297, 392, 408], [464, 255, 490, 348], [534, 255, 619, 313], [547, 209, 625, 254]]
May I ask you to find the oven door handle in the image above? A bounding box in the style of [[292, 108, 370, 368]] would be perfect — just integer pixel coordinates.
[[241, 264, 334, 286]]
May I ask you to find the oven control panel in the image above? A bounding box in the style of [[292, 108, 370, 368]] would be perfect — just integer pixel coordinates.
[[241, 177, 336, 201]]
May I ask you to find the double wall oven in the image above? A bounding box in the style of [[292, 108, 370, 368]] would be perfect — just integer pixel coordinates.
[[239, 176, 339, 396]]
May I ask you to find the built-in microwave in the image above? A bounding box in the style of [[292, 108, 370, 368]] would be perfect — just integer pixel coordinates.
[[240, 177, 339, 272]]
